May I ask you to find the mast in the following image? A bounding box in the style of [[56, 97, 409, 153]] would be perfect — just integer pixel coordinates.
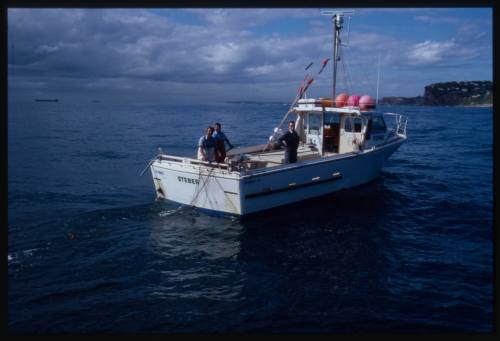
[[376, 50, 381, 105], [332, 14, 342, 100], [321, 10, 355, 100]]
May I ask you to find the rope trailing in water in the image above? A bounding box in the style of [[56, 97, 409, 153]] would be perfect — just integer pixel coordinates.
[[190, 164, 216, 207]]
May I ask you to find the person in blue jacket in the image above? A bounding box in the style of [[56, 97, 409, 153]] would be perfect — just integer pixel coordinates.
[[197, 126, 215, 162], [213, 122, 233, 163]]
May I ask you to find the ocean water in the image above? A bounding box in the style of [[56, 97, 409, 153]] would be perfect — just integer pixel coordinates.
[[8, 100, 493, 333]]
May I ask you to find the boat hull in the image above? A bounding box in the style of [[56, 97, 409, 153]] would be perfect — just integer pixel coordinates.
[[150, 138, 405, 215]]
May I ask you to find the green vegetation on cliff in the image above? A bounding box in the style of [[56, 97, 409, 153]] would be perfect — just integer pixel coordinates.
[[380, 81, 492, 106]]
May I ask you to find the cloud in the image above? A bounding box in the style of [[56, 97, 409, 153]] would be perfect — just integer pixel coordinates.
[[406, 39, 479, 67], [7, 8, 492, 102], [10, 9, 315, 84], [455, 23, 489, 44], [34, 44, 61, 55], [407, 40, 456, 64], [199, 42, 247, 73], [186, 8, 320, 29], [414, 15, 460, 24], [244, 60, 299, 78]]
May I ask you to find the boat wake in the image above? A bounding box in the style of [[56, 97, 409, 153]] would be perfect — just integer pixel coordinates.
[[158, 206, 190, 217]]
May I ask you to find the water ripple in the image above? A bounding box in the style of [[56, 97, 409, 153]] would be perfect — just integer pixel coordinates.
[[8, 102, 493, 332]]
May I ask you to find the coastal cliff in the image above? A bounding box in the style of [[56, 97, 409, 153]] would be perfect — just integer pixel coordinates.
[[380, 81, 492, 106]]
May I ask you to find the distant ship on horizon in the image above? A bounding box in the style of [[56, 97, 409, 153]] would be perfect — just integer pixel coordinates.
[[35, 98, 58, 102]]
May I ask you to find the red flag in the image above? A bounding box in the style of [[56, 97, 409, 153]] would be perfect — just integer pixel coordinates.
[[318, 58, 329, 74], [302, 77, 314, 94]]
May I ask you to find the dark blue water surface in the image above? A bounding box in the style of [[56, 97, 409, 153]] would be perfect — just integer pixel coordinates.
[[8, 101, 493, 333]]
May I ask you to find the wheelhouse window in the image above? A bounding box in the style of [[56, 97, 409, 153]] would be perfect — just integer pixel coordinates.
[[324, 112, 340, 126], [372, 116, 387, 133], [344, 117, 352, 132], [354, 117, 362, 132], [344, 116, 362, 133], [308, 113, 321, 133], [365, 118, 372, 139]]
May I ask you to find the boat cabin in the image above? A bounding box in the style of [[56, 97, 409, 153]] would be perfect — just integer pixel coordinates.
[[222, 98, 391, 171], [293, 98, 387, 155]]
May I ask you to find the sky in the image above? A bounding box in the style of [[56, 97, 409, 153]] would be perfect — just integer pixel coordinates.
[[7, 8, 493, 104]]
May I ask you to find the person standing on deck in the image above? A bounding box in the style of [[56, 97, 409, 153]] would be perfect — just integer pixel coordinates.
[[278, 120, 300, 163], [197, 126, 215, 162], [213, 122, 233, 163]]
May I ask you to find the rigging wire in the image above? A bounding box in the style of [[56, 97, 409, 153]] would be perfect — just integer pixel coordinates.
[[339, 45, 353, 94], [265, 57, 329, 151], [343, 45, 378, 96], [190, 163, 216, 207]]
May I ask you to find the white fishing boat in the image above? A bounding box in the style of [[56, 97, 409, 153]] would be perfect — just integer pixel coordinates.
[[145, 10, 407, 216]]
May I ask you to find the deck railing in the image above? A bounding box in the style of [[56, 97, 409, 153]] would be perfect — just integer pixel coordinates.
[[384, 113, 408, 137], [157, 154, 231, 170]]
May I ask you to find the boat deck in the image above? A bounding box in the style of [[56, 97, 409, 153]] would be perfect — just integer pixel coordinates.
[[226, 144, 326, 171], [154, 144, 337, 174]]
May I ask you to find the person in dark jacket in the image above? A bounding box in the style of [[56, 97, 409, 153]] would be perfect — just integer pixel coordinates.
[[278, 120, 300, 163]]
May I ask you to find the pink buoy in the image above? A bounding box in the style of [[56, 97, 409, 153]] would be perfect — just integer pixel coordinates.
[[347, 94, 361, 106], [335, 93, 349, 107], [359, 95, 376, 110]]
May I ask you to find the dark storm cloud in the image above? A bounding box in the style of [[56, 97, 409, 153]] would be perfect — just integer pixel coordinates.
[[9, 9, 177, 79], [7, 9, 353, 89]]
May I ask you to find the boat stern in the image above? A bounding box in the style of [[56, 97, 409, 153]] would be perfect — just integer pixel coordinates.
[[149, 155, 243, 215]]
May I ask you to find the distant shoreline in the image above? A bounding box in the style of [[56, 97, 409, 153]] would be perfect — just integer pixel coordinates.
[[380, 81, 492, 107], [378, 103, 492, 108], [458, 104, 492, 108], [226, 100, 285, 105]]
